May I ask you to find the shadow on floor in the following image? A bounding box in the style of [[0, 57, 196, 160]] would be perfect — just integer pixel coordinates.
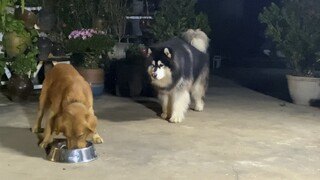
[[215, 67, 292, 102], [95, 99, 161, 122], [134, 99, 162, 117], [0, 127, 44, 158]]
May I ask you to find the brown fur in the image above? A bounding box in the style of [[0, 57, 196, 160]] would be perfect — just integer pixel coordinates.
[[32, 64, 103, 149]]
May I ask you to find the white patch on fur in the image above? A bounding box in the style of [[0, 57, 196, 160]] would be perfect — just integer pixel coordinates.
[[182, 29, 210, 53], [164, 48, 172, 58], [154, 67, 165, 80]]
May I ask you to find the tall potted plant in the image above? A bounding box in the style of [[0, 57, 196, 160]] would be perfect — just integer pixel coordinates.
[[2, 14, 32, 57], [259, 0, 320, 105], [0, 0, 38, 101], [0, 1, 32, 58], [6, 46, 38, 101], [100, 0, 129, 59], [65, 28, 115, 96]]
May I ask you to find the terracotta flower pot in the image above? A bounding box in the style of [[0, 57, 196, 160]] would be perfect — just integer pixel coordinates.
[[77, 68, 105, 96]]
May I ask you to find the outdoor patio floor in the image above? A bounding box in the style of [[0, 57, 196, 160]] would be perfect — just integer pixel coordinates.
[[0, 75, 320, 180]]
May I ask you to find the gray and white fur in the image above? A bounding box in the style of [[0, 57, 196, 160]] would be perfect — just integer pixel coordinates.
[[147, 29, 209, 123]]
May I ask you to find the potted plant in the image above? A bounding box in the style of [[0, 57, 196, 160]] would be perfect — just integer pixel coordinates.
[[101, 0, 128, 43], [54, 0, 98, 37], [150, 0, 211, 42], [0, 0, 26, 83], [14, 0, 43, 30], [113, 43, 147, 97], [259, 0, 320, 105], [0, 0, 39, 101], [99, 0, 129, 60], [3, 22, 38, 101], [6, 46, 38, 101], [1, 14, 32, 57], [65, 28, 115, 96]]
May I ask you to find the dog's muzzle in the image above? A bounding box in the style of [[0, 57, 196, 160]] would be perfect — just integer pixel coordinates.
[[152, 72, 157, 79]]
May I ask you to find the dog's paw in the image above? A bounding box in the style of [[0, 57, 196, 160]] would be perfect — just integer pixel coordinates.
[[193, 102, 204, 112], [193, 105, 204, 112], [169, 116, 183, 123], [39, 141, 49, 149], [31, 126, 39, 133], [93, 135, 103, 144], [160, 113, 168, 119], [31, 127, 44, 133]]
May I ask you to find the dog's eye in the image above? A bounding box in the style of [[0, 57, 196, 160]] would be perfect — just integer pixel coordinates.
[[159, 64, 164, 68]]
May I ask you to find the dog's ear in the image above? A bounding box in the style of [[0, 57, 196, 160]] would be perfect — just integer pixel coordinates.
[[55, 115, 67, 135], [163, 48, 172, 59], [85, 114, 97, 133], [147, 48, 152, 57], [142, 48, 153, 57]]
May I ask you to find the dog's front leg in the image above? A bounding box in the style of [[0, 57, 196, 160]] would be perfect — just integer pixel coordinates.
[[32, 109, 44, 133], [159, 93, 170, 119], [32, 95, 47, 133], [89, 132, 103, 144], [169, 89, 190, 123], [39, 111, 55, 148], [87, 132, 103, 144]]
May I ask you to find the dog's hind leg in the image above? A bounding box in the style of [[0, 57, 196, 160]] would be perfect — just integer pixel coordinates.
[[32, 92, 48, 133], [191, 71, 208, 111], [169, 89, 190, 123]]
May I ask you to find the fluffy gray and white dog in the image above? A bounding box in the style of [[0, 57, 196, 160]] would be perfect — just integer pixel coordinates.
[[146, 29, 210, 123]]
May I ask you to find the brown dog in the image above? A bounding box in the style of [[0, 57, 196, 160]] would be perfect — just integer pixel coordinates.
[[32, 64, 103, 149]]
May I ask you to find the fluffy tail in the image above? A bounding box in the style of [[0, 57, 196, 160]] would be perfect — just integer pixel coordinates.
[[182, 29, 210, 53]]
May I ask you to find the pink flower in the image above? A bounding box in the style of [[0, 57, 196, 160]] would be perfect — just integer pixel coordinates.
[[68, 28, 102, 40]]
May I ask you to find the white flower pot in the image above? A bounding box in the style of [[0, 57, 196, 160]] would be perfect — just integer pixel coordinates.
[[286, 75, 320, 105]]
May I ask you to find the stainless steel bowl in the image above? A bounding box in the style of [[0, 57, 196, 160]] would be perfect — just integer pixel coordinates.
[[47, 139, 97, 163]]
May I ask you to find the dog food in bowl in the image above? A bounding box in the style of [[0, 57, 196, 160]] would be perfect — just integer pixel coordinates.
[[47, 139, 97, 163]]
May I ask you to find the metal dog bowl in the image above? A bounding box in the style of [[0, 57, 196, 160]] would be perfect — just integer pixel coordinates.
[[47, 139, 97, 163]]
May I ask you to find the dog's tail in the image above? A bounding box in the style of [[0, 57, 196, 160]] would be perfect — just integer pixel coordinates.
[[182, 29, 210, 53]]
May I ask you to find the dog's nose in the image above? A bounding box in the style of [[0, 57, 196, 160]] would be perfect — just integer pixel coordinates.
[[152, 72, 157, 78]]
